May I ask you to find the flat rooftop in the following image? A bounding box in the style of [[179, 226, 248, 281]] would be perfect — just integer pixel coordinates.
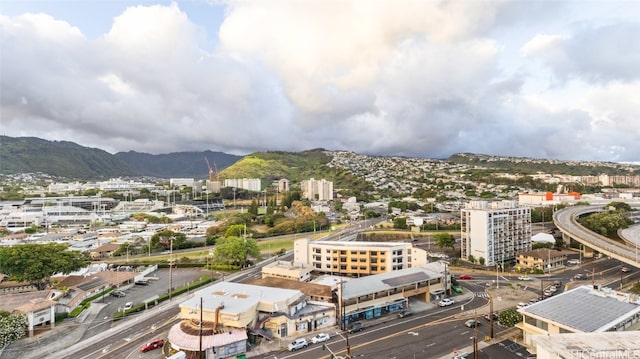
[[342, 264, 443, 300], [531, 331, 640, 355], [521, 285, 640, 332], [313, 240, 410, 248], [183, 281, 302, 314]]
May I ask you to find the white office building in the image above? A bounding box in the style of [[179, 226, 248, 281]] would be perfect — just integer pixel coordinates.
[[460, 200, 532, 266]]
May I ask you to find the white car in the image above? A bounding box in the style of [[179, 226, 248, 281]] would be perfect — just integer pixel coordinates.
[[438, 298, 454, 307], [288, 338, 308, 351], [518, 276, 533, 281], [516, 302, 529, 309], [123, 302, 133, 311], [311, 333, 330, 344]]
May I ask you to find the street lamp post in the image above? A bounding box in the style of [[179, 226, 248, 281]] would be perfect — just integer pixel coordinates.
[[169, 238, 174, 301], [209, 251, 214, 281], [443, 262, 448, 298]]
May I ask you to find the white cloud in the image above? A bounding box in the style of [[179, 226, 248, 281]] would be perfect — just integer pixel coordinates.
[[1, 1, 640, 162]]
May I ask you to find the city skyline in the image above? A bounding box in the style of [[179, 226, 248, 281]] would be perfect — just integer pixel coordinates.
[[1, 0, 639, 162]]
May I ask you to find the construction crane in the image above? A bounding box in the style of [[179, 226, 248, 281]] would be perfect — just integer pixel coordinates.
[[204, 157, 220, 182], [204, 157, 214, 182]]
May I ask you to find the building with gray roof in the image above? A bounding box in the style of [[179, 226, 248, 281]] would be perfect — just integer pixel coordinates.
[[338, 263, 448, 325], [518, 285, 640, 348]]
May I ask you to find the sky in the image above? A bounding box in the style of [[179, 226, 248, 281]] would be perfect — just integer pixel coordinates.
[[1, 0, 639, 162]]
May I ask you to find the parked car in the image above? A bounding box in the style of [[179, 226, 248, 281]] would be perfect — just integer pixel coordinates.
[[483, 313, 498, 321], [135, 279, 149, 285], [123, 302, 133, 311], [567, 259, 581, 265], [347, 322, 364, 333], [621, 267, 631, 273], [311, 333, 330, 344], [398, 310, 413, 318], [464, 319, 481, 328], [458, 274, 473, 280], [454, 352, 471, 359], [517, 302, 529, 309], [141, 338, 164, 352], [288, 338, 308, 351], [110, 290, 126, 297], [438, 298, 455, 307], [518, 276, 533, 281]]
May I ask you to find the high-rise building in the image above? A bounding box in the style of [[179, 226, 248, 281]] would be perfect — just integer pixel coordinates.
[[300, 178, 333, 201], [460, 200, 532, 266]]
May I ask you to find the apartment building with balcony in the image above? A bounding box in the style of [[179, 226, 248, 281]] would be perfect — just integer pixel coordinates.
[[461, 200, 532, 266], [300, 178, 334, 201], [293, 238, 428, 276]]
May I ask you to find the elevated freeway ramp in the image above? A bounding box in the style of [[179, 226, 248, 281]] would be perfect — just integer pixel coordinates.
[[553, 205, 640, 268]]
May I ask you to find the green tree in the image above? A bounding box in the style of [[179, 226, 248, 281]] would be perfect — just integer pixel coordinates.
[[434, 233, 455, 250], [0, 243, 91, 290], [213, 236, 262, 267], [498, 308, 522, 327], [150, 230, 188, 250], [248, 199, 259, 216], [225, 224, 248, 238], [0, 311, 27, 347], [479, 257, 485, 266], [393, 217, 407, 229], [468, 254, 476, 264]]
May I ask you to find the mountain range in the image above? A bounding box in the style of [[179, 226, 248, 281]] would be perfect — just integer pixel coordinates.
[[1, 135, 638, 181], [0, 136, 241, 179]]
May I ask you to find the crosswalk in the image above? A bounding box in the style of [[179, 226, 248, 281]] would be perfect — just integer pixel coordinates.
[[474, 292, 489, 298]]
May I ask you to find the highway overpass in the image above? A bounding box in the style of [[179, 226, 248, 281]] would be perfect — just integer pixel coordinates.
[[553, 205, 640, 269]]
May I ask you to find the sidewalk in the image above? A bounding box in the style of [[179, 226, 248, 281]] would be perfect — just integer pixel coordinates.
[[0, 302, 107, 359], [246, 290, 477, 358]]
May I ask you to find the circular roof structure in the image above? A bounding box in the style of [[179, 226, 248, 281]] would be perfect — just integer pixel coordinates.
[[532, 232, 555, 243]]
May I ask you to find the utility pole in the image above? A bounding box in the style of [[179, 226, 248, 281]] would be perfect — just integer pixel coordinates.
[[489, 295, 494, 339], [169, 238, 173, 301], [473, 310, 479, 359], [199, 297, 203, 359]]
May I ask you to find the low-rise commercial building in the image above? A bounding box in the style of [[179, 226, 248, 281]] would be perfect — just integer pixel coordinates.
[[517, 285, 640, 348], [338, 263, 448, 325], [261, 260, 311, 282], [168, 281, 335, 358]]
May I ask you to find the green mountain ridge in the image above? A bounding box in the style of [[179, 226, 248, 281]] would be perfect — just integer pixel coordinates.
[[0, 136, 135, 179]]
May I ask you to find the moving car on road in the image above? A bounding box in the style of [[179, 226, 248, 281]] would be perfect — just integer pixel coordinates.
[[458, 274, 473, 280], [347, 322, 364, 333], [110, 290, 126, 297], [398, 310, 413, 318], [464, 319, 481, 328], [311, 333, 330, 344], [518, 276, 533, 281], [141, 339, 164, 352], [438, 298, 455, 307]]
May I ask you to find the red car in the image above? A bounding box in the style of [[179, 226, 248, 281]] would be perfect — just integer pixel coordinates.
[[141, 339, 164, 352], [458, 274, 473, 280]]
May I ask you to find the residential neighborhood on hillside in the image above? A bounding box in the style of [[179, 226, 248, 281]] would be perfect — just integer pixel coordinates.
[[1, 151, 640, 359]]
